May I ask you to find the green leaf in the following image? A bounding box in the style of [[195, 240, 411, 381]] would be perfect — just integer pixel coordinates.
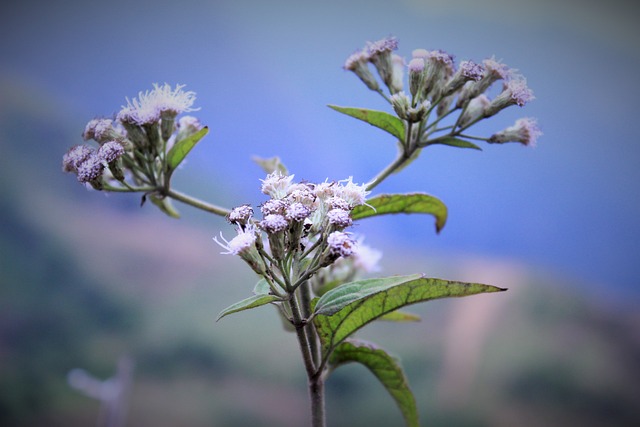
[[216, 294, 282, 322], [166, 126, 209, 171], [253, 277, 285, 296], [379, 310, 421, 322], [252, 155, 289, 175], [313, 274, 506, 354], [426, 136, 482, 150], [330, 339, 418, 427], [328, 105, 405, 143], [351, 193, 448, 233], [149, 194, 180, 218]]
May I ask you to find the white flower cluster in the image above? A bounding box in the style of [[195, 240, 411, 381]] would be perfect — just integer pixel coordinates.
[[214, 172, 377, 280], [63, 84, 204, 190]]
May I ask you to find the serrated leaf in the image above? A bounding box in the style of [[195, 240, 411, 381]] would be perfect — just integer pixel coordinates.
[[252, 156, 288, 175], [216, 294, 282, 322], [379, 310, 421, 322], [330, 339, 418, 427], [166, 126, 209, 171], [426, 136, 482, 150], [351, 193, 448, 233], [313, 274, 506, 354], [328, 105, 405, 142]]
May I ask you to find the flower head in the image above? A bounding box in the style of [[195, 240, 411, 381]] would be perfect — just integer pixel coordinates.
[[76, 153, 105, 183], [366, 36, 399, 90], [286, 202, 311, 222], [213, 226, 258, 256], [335, 177, 370, 207], [489, 117, 542, 146], [326, 208, 353, 229], [259, 214, 289, 234], [484, 77, 535, 117], [327, 231, 355, 258], [261, 172, 295, 199], [98, 141, 125, 164], [228, 204, 254, 226], [62, 145, 94, 173], [344, 49, 379, 91], [117, 83, 198, 126], [366, 36, 398, 56]]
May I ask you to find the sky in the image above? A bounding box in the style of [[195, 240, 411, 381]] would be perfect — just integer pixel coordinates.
[[1, 0, 639, 299]]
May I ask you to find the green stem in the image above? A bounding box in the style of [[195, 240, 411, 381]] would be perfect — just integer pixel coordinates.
[[165, 188, 231, 217], [365, 151, 411, 192], [288, 293, 325, 427]]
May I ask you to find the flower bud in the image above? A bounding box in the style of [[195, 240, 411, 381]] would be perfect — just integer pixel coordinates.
[[344, 49, 379, 91], [408, 58, 425, 100], [390, 92, 411, 120], [483, 77, 535, 117], [389, 54, 405, 94], [488, 117, 541, 146], [228, 204, 254, 228], [98, 141, 126, 181], [459, 95, 490, 127], [366, 37, 399, 91]]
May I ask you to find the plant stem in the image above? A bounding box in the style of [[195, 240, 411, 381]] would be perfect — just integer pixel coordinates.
[[366, 151, 411, 192], [289, 292, 326, 426], [309, 374, 326, 427], [165, 188, 231, 217]]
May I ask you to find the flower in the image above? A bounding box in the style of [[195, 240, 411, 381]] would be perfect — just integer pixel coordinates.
[[484, 77, 535, 117], [457, 57, 512, 106], [459, 94, 490, 127], [117, 83, 198, 126], [408, 57, 425, 98], [228, 204, 254, 225], [442, 60, 485, 97], [62, 145, 94, 173], [286, 202, 311, 222], [326, 208, 352, 229], [76, 153, 105, 183], [344, 49, 379, 91], [489, 117, 542, 146], [259, 214, 289, 234], [98, 141, 125, 164], [261, 199, 288, 216], [366, 36, 399, 90], [83, 118, 124, 143], [366, 36, 399, 56], [327, 231, 355, 257], [335, 177, 370, 207], [261, 172, 295, 199], [213, 226, 257, 255], [389, 54, 405, 94]]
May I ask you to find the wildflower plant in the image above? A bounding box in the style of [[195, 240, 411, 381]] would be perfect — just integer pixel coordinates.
[[63, 37, 540, 427]]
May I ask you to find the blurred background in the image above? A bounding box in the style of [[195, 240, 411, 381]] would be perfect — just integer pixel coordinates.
[[1, 0, 639, 426]]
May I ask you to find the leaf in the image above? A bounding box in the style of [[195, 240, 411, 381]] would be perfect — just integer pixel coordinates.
[[313, 274, 506, 354], [426, 136, 482, 150], [351, 193, 448, 233], [149, 194, 180, 218], [166, 126, 209, 171], [328, 105, 405, 143], [253, 277, 285, 296], [330, 339, 418, 427], [252, 156, 289, 175], [216, 294, 282, 322], [378, 310, 421, 322]]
